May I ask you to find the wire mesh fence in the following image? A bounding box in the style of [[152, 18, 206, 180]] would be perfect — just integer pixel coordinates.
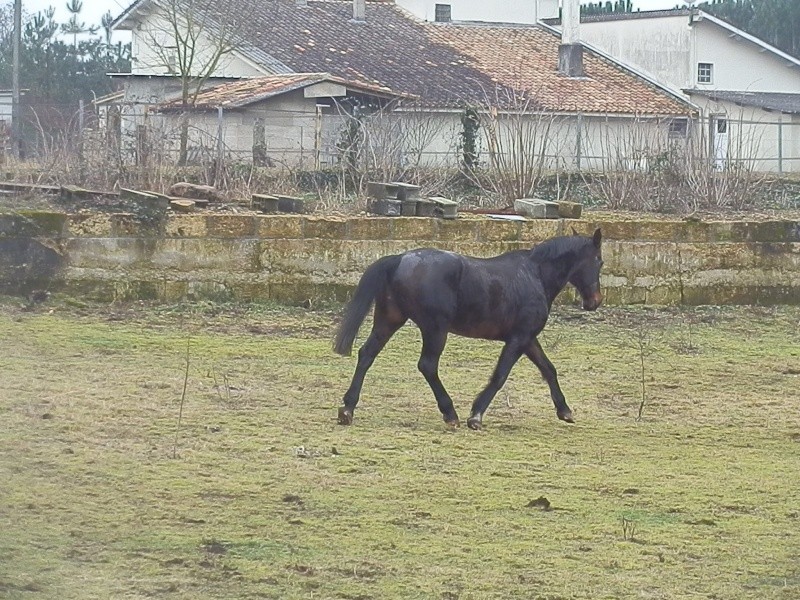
[[1, 98, 799, 214], [2, 99, 799, 174]]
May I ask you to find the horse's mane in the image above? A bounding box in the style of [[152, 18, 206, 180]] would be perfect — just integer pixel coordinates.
[[529, 235, 590, 263]]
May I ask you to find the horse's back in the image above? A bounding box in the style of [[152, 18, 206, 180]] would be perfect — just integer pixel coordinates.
[[393, 249, 463, 293], [386, 249, 462, 318]]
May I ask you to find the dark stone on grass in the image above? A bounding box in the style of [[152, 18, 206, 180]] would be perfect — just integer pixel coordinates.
[[527, 496, 552, 510], [201, 541, 227, 555]]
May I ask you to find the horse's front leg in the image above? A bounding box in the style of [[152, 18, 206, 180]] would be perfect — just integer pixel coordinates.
[[339, 310, 405, 425], [525, 338, 574, 423], [417, 328, 460, 427], [467, 342, 524, 430]]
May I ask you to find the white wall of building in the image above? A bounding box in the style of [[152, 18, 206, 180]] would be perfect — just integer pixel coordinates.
[[692, 19, 800, 93], [380, 110, 683, 173], [688, 94, 800, 173], [577, 13, 691, 91], [577, 12, 800, 95], [112, 97, 799, 173], [128, 7, 265, 78]]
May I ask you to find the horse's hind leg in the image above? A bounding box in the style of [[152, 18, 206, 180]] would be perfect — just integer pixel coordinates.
[[467, 342, 524, 430], [525, 338, 574, 423], [417, 328, 460, 427], [339, 303, 405, 425]]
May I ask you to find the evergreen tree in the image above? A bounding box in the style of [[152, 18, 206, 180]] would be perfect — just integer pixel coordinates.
[[0, 2, 130, 102], [101, 11, 114, 46], [61, 0, 98, 48], [581, 0, 634, 17], [699, 0, 800, 58]]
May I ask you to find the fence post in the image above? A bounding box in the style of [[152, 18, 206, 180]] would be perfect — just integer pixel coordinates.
[[315, 104, 322, 170], [215, 105, 224, 186], [300, 126, 305, 169], [78, 99, 86, 184], [777, 120, 783, 175], [253, 117, 266, 166]]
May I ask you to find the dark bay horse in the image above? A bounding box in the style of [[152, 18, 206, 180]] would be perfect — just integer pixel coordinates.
[[334, 228, 603, 429]]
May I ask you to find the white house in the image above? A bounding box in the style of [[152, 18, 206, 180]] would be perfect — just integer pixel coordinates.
[[109, 0, 696, 171], [548, 9, 800, 172]]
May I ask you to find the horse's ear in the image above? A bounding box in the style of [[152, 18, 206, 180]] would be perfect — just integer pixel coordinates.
[[592, 228, 602, 248], [571, 227, 579, 236]]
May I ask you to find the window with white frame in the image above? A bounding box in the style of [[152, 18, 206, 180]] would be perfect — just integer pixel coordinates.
[[697, 62, 713, 84]]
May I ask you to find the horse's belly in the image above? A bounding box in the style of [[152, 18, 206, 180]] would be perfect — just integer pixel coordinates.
[[449, 320, 508, 341]]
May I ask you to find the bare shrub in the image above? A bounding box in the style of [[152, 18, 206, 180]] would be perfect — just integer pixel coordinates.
[[330, 100, 455, 197], [472, 92, 562, 205], [682, 116, 769, 212], [4, 95, 795, 215], [582, 115, 670, 212]]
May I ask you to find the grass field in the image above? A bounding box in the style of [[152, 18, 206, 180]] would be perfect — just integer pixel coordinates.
[[1, 297, 799, 599]]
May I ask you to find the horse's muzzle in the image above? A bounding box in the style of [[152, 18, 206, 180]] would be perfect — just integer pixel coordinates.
[[582, 291, 603, 311]]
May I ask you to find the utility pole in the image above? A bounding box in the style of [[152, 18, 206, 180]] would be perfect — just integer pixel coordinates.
[[11, 0, 22, 159]]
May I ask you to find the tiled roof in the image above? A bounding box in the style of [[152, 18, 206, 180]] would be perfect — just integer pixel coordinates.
[[116, 0, 695, 115], [157, 72, 414, 110], [425, 22, 691, 113], [229, 0, 692, 114], [688, 90, 800, 115]]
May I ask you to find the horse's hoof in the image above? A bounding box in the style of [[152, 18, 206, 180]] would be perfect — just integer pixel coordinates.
[[444, 417, 460, 428], [338, 407, 353, 426], [467, 417, 482, 430], [558, 410, 575, 424]]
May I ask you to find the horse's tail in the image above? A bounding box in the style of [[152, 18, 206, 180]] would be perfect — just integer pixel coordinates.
[[333, 254, 402, 356]]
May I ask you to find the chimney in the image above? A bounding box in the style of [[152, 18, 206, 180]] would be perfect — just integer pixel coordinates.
[[352, 0, 365, 22], [558, 0, 584, 77]]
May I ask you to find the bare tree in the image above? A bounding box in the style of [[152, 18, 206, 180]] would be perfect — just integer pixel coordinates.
[[331, 98, 449, 192], [476, 91, 562, 204], [138, 0, 251, 164]]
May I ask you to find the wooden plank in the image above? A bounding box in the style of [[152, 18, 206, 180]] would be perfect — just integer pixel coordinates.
[[0, 181, 60, 194]]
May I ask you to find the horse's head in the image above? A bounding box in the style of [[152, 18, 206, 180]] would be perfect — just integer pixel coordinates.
[[569, 228, 603, 311]]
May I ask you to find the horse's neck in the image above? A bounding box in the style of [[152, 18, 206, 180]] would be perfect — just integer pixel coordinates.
[[531, 252, 575, 304]]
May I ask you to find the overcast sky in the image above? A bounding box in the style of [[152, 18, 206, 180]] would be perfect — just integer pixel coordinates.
[[22, 0, 131, 35], [20, 0, 688, 42]]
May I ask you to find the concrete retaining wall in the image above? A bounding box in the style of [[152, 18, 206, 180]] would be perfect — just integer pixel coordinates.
[[2, 211, 799, 305]]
